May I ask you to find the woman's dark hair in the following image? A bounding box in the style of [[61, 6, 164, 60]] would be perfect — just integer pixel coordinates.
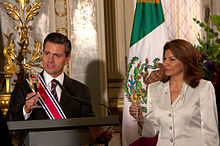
[[43, 32, 71, 57], [161, 39, 203, 88]]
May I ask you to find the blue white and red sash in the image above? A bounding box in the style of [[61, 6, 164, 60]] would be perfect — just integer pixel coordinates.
[[26, 74, 66, 120]]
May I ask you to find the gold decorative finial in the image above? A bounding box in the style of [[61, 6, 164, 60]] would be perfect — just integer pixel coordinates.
[[1, 0, 43, 76], [0, 0, 43, 116]]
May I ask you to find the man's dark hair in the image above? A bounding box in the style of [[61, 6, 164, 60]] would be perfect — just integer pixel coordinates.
[[43, 32, 71, 57]]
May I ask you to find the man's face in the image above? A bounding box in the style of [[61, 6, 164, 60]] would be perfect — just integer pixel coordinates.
[[42, 41, 70, 78]]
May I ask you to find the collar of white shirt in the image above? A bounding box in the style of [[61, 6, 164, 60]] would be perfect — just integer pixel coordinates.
[[166, 81, 189, 104], [43, 71, 64, 86], [43, 71, 64, 102]]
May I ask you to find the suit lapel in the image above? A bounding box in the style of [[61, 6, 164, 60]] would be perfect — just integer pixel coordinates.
[[59, 74, 81, 118], [60, 74, 72, 103]]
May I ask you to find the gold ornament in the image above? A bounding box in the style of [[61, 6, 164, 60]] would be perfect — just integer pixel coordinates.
[[0, 0, 43, 116]]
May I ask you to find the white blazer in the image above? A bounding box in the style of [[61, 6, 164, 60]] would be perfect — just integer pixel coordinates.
[[142, 79, 219, 146]]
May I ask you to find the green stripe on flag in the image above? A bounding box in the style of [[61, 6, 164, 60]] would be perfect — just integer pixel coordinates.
[[130, 1, 165, 47]]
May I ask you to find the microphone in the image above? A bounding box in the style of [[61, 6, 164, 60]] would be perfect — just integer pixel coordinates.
[[56, 81, 112, 115]]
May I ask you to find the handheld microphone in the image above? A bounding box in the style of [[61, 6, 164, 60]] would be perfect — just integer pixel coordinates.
[[56, 81, 112, 115]]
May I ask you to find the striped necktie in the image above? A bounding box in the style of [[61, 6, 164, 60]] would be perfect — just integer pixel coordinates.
[[51, 79, 58, 102]]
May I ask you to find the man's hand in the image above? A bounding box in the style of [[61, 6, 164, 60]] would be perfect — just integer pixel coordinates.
[[89, 126, 113, 144], [24, 92, 39, 113], [95, 127, 113, 144]]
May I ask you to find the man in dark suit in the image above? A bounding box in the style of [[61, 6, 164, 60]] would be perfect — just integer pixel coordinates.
[[7, 73, 94, 120], [6, 32, 112, 144], [7, 32, 94, 120]]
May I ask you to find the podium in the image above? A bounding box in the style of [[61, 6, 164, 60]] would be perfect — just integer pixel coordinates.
[[7, 116, 119, 146]]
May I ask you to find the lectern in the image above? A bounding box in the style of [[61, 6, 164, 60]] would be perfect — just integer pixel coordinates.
[[7, 116, 119, 146]]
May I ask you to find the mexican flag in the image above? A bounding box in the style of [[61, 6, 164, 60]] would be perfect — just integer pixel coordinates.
[[122, 0, 168, 145]]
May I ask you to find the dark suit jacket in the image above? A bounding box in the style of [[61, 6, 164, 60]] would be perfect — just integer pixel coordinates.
[[0, 109, 13, 146], [6, 72, 94, 121]]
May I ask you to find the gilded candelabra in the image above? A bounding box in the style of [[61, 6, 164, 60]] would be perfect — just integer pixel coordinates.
[[0, 0, 43, 116]]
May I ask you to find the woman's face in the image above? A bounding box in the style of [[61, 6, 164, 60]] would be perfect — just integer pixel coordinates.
[[163, 49, 184, 78]]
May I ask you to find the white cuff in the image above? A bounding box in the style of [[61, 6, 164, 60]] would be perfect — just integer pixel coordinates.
[[23, 106, 32, 120]]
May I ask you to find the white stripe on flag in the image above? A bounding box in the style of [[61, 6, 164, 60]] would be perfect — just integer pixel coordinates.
[[122, 16, 168, 146]]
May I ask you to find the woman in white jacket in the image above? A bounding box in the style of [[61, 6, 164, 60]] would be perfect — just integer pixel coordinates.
[[129, 39, 219, 146]]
